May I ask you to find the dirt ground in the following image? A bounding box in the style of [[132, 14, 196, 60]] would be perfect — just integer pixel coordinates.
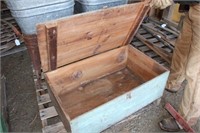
[[1, 50, 200, 132]]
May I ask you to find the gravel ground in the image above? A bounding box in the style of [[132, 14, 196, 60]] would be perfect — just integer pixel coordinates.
[[1, 50, 199, 132], [1, 51, 42, 132]]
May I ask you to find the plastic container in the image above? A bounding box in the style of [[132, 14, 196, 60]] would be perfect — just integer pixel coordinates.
[[75, 0, 128, 13], [5, 0, 74, 34]]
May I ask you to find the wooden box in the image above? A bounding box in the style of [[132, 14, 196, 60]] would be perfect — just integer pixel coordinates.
[[37, 2, 169, 133]]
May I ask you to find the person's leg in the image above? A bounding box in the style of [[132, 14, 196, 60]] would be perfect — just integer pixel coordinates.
[[179, 4, 200, 126], [159, 4, 200, 132], [166, 13, 192, 92]]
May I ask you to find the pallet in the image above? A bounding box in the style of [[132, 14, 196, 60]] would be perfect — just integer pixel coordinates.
[[0, 1, 25, 56], [33, 75, 67, 133], [131, 18, 178, 69], [34, 18, 178, 133]]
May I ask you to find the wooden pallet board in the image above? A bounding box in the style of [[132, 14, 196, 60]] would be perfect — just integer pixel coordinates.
[[42, 122, 66, 133], [37, 94, 51, 106], [40, 106, 58, 121], [33, 78, 66, 132]]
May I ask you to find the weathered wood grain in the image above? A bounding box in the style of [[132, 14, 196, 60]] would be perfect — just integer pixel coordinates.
[[39, 106, 58, 121], [127, 45, 166, 81], [45, 46, 128, 94], [37, 2, 148, 72], [37, 94, 51, 106], [59, 68, 144, 119]]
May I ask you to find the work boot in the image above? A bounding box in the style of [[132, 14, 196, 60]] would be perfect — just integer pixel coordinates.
[[166, 83, 182, 93], [166, 80, 185, 93], [159, 117, 182, 132]]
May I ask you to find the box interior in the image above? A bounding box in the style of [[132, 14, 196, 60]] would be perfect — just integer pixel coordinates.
[[45, 45, 166, 120]]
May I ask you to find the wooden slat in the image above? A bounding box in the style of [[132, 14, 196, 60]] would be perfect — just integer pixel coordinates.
[[153, 23, 179, 36], [132, 41, 144, 47], [37, 94, 51, 105], [36, 87, 47, 92], [69, 61, 169, 133], [42, 122, 66, 133], [138, 28, 148, 34], [37, 2, 149, 72], [39, 106, 58, 120], [153, 56, 165, 64], [138, 46, 150, 52]]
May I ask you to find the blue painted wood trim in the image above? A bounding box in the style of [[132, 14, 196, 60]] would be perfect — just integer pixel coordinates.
[[70, 71, 170, 133]]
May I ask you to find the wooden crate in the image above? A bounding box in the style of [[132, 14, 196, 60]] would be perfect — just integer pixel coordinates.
[[36, 2, 169, 133]]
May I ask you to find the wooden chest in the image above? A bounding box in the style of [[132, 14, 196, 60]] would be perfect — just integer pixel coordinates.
[[37, 2, 169, 133]]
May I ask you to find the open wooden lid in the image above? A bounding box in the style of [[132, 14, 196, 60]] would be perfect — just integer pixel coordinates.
[[37, 2, 149, 72]]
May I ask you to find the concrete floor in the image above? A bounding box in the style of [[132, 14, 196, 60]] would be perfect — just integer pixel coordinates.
[[1, 50, 200, 132]]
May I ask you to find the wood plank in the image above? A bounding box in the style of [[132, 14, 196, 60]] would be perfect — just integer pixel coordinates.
[[148, 38, 159, 43], [56, 27, 131, 67], [153, 42, 165, 48], [138, 28, 148, 34], [37, 2, 148, 72], [36, 86, 48, 92], [127, 45, 166, 81], [39, 106, 58, 120], [37, 94, 51, 105], [132, 41, 144, 47], [45, 46, 128, 94], [37, 24, 49, 71], [142, 34, 153, 39], [145, 51, 157, 58], [162, 17, 178, 29], [42, 122, 66, 133]]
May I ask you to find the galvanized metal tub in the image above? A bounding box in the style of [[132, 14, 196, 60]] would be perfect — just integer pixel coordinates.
[[5, 0, 72, 10], [5, 0, 74, 34], [75, 0, 128, 13]]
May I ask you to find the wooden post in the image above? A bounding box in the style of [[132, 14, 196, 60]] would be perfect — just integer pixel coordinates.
[[23, 34, 41, 84]]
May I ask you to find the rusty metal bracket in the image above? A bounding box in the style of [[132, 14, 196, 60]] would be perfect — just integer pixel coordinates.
[[46, 26, 57, 71]]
